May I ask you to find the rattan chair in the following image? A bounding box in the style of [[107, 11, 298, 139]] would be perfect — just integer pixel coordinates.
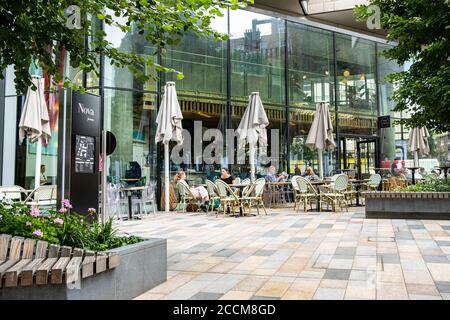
[[296, 177, 321, 213], [319, 174, 349, 212], [24, 185, 57, 209], [0, 185, 28, 202], [176, 181, 200, 213], [240, 178, 267, 216], [206, 179, 221, 213], [215, 179, 242, 216]]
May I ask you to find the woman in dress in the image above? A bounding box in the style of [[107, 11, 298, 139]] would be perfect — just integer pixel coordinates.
[[174, 171, 209, 212]]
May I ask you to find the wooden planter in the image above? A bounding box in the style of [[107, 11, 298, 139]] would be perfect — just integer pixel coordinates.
[[0, 238, 167, 300], [364, 191, 450, 219]]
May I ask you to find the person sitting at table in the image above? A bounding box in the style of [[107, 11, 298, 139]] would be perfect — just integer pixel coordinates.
[[294, 164, 302, 176], [40, 164, 51, 185], [265, 165, 284, 182], [220, 167, 235, 185], [174, 171, 209, 212], [304, 166, 319, 181]]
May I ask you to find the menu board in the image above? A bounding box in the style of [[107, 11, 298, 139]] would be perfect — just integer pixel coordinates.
[[75, 135, 95, 173]]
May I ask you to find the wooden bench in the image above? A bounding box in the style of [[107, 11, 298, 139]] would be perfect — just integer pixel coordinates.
[[0, 234, 120, 288]]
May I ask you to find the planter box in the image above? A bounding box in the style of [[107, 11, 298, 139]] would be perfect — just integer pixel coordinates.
[[0, 238, 167, 300], [364, 191, 450, 219]]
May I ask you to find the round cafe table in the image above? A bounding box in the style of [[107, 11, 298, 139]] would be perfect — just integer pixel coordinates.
[[119, 186, 146, 220], [226, 182, 253, 216], [406, 167, 420, 184], [435, 166, 450, 181]]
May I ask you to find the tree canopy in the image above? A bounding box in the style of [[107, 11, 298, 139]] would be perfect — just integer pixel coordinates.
[[355, 0, 450, 133], [0, 0, 252, 93]]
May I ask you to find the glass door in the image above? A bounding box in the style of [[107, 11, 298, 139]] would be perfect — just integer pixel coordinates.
[[340, 136, 379, 179], [356, 139, 378, 179]]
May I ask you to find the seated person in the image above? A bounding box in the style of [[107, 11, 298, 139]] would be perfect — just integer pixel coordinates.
[[265, 165, 284, 182], [174, 171, 209, 212], [294, 164, 302, 176], [40, 164, 51, 185], [303, 166, 319, 181], [219, 167, 235, 185]]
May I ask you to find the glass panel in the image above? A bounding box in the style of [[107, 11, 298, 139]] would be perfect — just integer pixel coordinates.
[[165, 96, 227, 184], [230, 10, 285, 106], [378, 43, 402, 117], [103, 10, 157, 91], [162, 10, 227, 98], [287, 22, 335, 109], [231, 103, 287, 179], [15, 90, 60, 189], [289, 108, 337, 177], [103, 88, 158, 189], [336, 34, 377, 118]]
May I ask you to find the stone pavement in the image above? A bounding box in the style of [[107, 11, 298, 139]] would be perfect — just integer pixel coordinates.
[[116, 207, 450, 300]]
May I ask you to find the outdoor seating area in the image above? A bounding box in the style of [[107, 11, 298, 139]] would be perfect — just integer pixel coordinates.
[[0, 185, 57, 209], [164, 172, 389, 216]]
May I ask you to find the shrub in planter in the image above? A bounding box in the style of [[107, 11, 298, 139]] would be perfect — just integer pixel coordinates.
[[0, 200, 142, 251], [400, 180, 450, 192]]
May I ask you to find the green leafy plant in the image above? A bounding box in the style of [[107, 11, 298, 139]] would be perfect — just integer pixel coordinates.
[[0, 0, 253, 94], [0, 200, 142, 251], [354, 0, 450, 133], [400, 180, 450, 192]]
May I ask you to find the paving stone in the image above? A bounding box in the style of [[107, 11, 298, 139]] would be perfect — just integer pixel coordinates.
[[116, 207, 450, 300], [318, 224, 334, 229], [313, 288, 345, 300], [264, 230, 282, 237], [408, 225, 426, 230], [189, 292, 223, 300], [436, 282, 450, 293], [335, 247, 356, 256], [289, 237, 306, 243], [378, 254, 400, 264], [254, 250, 276, 256], [323, 269, 351, 280], [213, 249, 238, 257], [422, 255, 449, 263]]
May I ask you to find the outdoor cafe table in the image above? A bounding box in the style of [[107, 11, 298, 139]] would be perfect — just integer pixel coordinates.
[[228, 183, 253, 216], [348, 179, 370, 206], [119, 185, 146, 220], [264, 181, 294, 208]]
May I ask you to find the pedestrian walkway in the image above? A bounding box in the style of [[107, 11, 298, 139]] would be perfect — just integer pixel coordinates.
[[116, 208, 450, 300]]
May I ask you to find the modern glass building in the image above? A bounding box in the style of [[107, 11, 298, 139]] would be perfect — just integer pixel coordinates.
[[1, 4, 448, 206]]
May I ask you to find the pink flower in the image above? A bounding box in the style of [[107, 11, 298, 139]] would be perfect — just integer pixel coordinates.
[[30, 206, 40, 217], [25, 221, 32, 227], [33, 229, 43, 238], [58, 207, 67, 214], [53, 218, 64, 225], [88, 208, 96, 215], [62, 199, 72, 209]]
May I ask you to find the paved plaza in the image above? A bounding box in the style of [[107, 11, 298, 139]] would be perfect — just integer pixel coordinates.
[[116, 208, 450, 300]]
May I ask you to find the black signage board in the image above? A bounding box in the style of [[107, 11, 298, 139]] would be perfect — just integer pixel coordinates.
[[378, 115, 391, 128], [74, 135, 95, 173], [70, 91, 101, 218]]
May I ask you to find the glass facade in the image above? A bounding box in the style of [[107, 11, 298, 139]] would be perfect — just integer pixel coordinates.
[[2, 7, 448, 204]]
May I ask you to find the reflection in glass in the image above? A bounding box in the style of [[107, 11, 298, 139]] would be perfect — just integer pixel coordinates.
[[104, 89, 157, 187], [287, 23, 334, 109], [230, 10, 285, 106], [289, 108, 336, 176]]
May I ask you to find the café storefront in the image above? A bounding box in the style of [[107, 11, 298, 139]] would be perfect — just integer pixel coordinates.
[[1, 6, 447, 211]]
